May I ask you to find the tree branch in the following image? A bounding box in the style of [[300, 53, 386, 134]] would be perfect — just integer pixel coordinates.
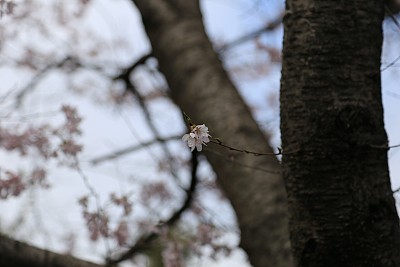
[[15, 57, 70, 108], [114, 55, 183, 183], [14, 56, 113, 107], [217, 11, 283, 54], [107, 151, 199, 265], [0, 234, 105, 267], [113, 53, 153, 82], [90, 135, 182, 165]]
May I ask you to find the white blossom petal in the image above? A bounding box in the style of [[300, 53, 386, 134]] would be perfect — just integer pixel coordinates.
[[182, 134, 189, 141], [182, 124, 211, 152], [196, 144, 202, 151]]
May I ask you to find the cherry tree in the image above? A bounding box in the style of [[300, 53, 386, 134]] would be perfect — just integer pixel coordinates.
[[0, 0, 400, 267]]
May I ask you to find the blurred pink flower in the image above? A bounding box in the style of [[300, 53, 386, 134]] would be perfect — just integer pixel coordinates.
[[182, 124, 211, 152]]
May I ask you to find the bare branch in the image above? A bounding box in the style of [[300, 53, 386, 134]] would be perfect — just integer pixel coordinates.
[[113, 53, 153, 82], [114, 54, 182, 182], [107, 151, 199, 265], [90, 135, 182, 165], [217, 12, 283, 54], [393, 187, 400, 194], [206, 148, 282, 175], [382, 4, 400, 72], [14, 56, 111, 107], [0, 234, 104, 267], [15, 57, 70, 108], [209, 138, 298, 156], [381, 55, 400, 72], [370, 143, 400, 150], [386, 4, 400, 30]]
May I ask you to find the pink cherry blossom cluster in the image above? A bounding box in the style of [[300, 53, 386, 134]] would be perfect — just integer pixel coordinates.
[[83, 210, 110, 241], [0, 105, 82, 159], [158, 222, 233, 266], [110, 193, 133, 216], [182, 124, 211, 152], [0, 171, 25, 199], [113, 220, 129, 246], [0, 125, 52, 157], [162, 241, 184, 267], [78, 193, 133, 245], [0, 105, 83, 199], [78, 196, 110, 241], [0, 167, 49, 200], [56, 105, 83, 159], [140, 181, 172, 204], [0, 0, 16, 18]]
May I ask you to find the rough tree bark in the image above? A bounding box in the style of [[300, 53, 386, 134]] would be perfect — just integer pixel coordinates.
[[131, 1, 292, 267], [280, 1, 400, 266]]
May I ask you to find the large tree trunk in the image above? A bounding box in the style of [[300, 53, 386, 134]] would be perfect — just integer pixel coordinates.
[[280, 1, 400, 266], [131, 1, 292, 267]]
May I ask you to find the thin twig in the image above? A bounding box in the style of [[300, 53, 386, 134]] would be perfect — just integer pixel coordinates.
[[206, 149, 282, 175], [90, 135, 181, 165], [381, 55, 400, 72], [217, 12, 283, 54], [382, 6, 400, 72], [209, 138, 298, 156], [74, 158, 112, 259], [369, 144, 400, 150], [15, 57, 70, 107], [386, 4, 400, 31], [114, 54, 182, 183], [113, 54, 153, 82], [14, 56, 111, 107], [389, 144, 400, 149]]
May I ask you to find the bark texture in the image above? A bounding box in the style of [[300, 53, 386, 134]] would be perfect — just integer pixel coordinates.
[[0, 235, 103, 267], [280, 1, 400, 266], [131, 1, 292, 266]]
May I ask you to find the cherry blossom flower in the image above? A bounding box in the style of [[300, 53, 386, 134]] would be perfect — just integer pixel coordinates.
[[182, 124, 211, 152], [0, 171, 25, 199], [162, 241, 183, 267], [61, 105, 82, 135], [110, 193, 133, 216], [141, 181, 172, 204], [83, 211, 110, 241], [59, 140, 82, 156], [113, 220, 129, 246]]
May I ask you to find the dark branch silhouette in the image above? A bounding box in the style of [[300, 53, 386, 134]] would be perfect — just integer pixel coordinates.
[[217, 12, 283, 54], [0, 234, 103, 267], [107, 151, 199, 265], [90, 135, 182, 165]]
